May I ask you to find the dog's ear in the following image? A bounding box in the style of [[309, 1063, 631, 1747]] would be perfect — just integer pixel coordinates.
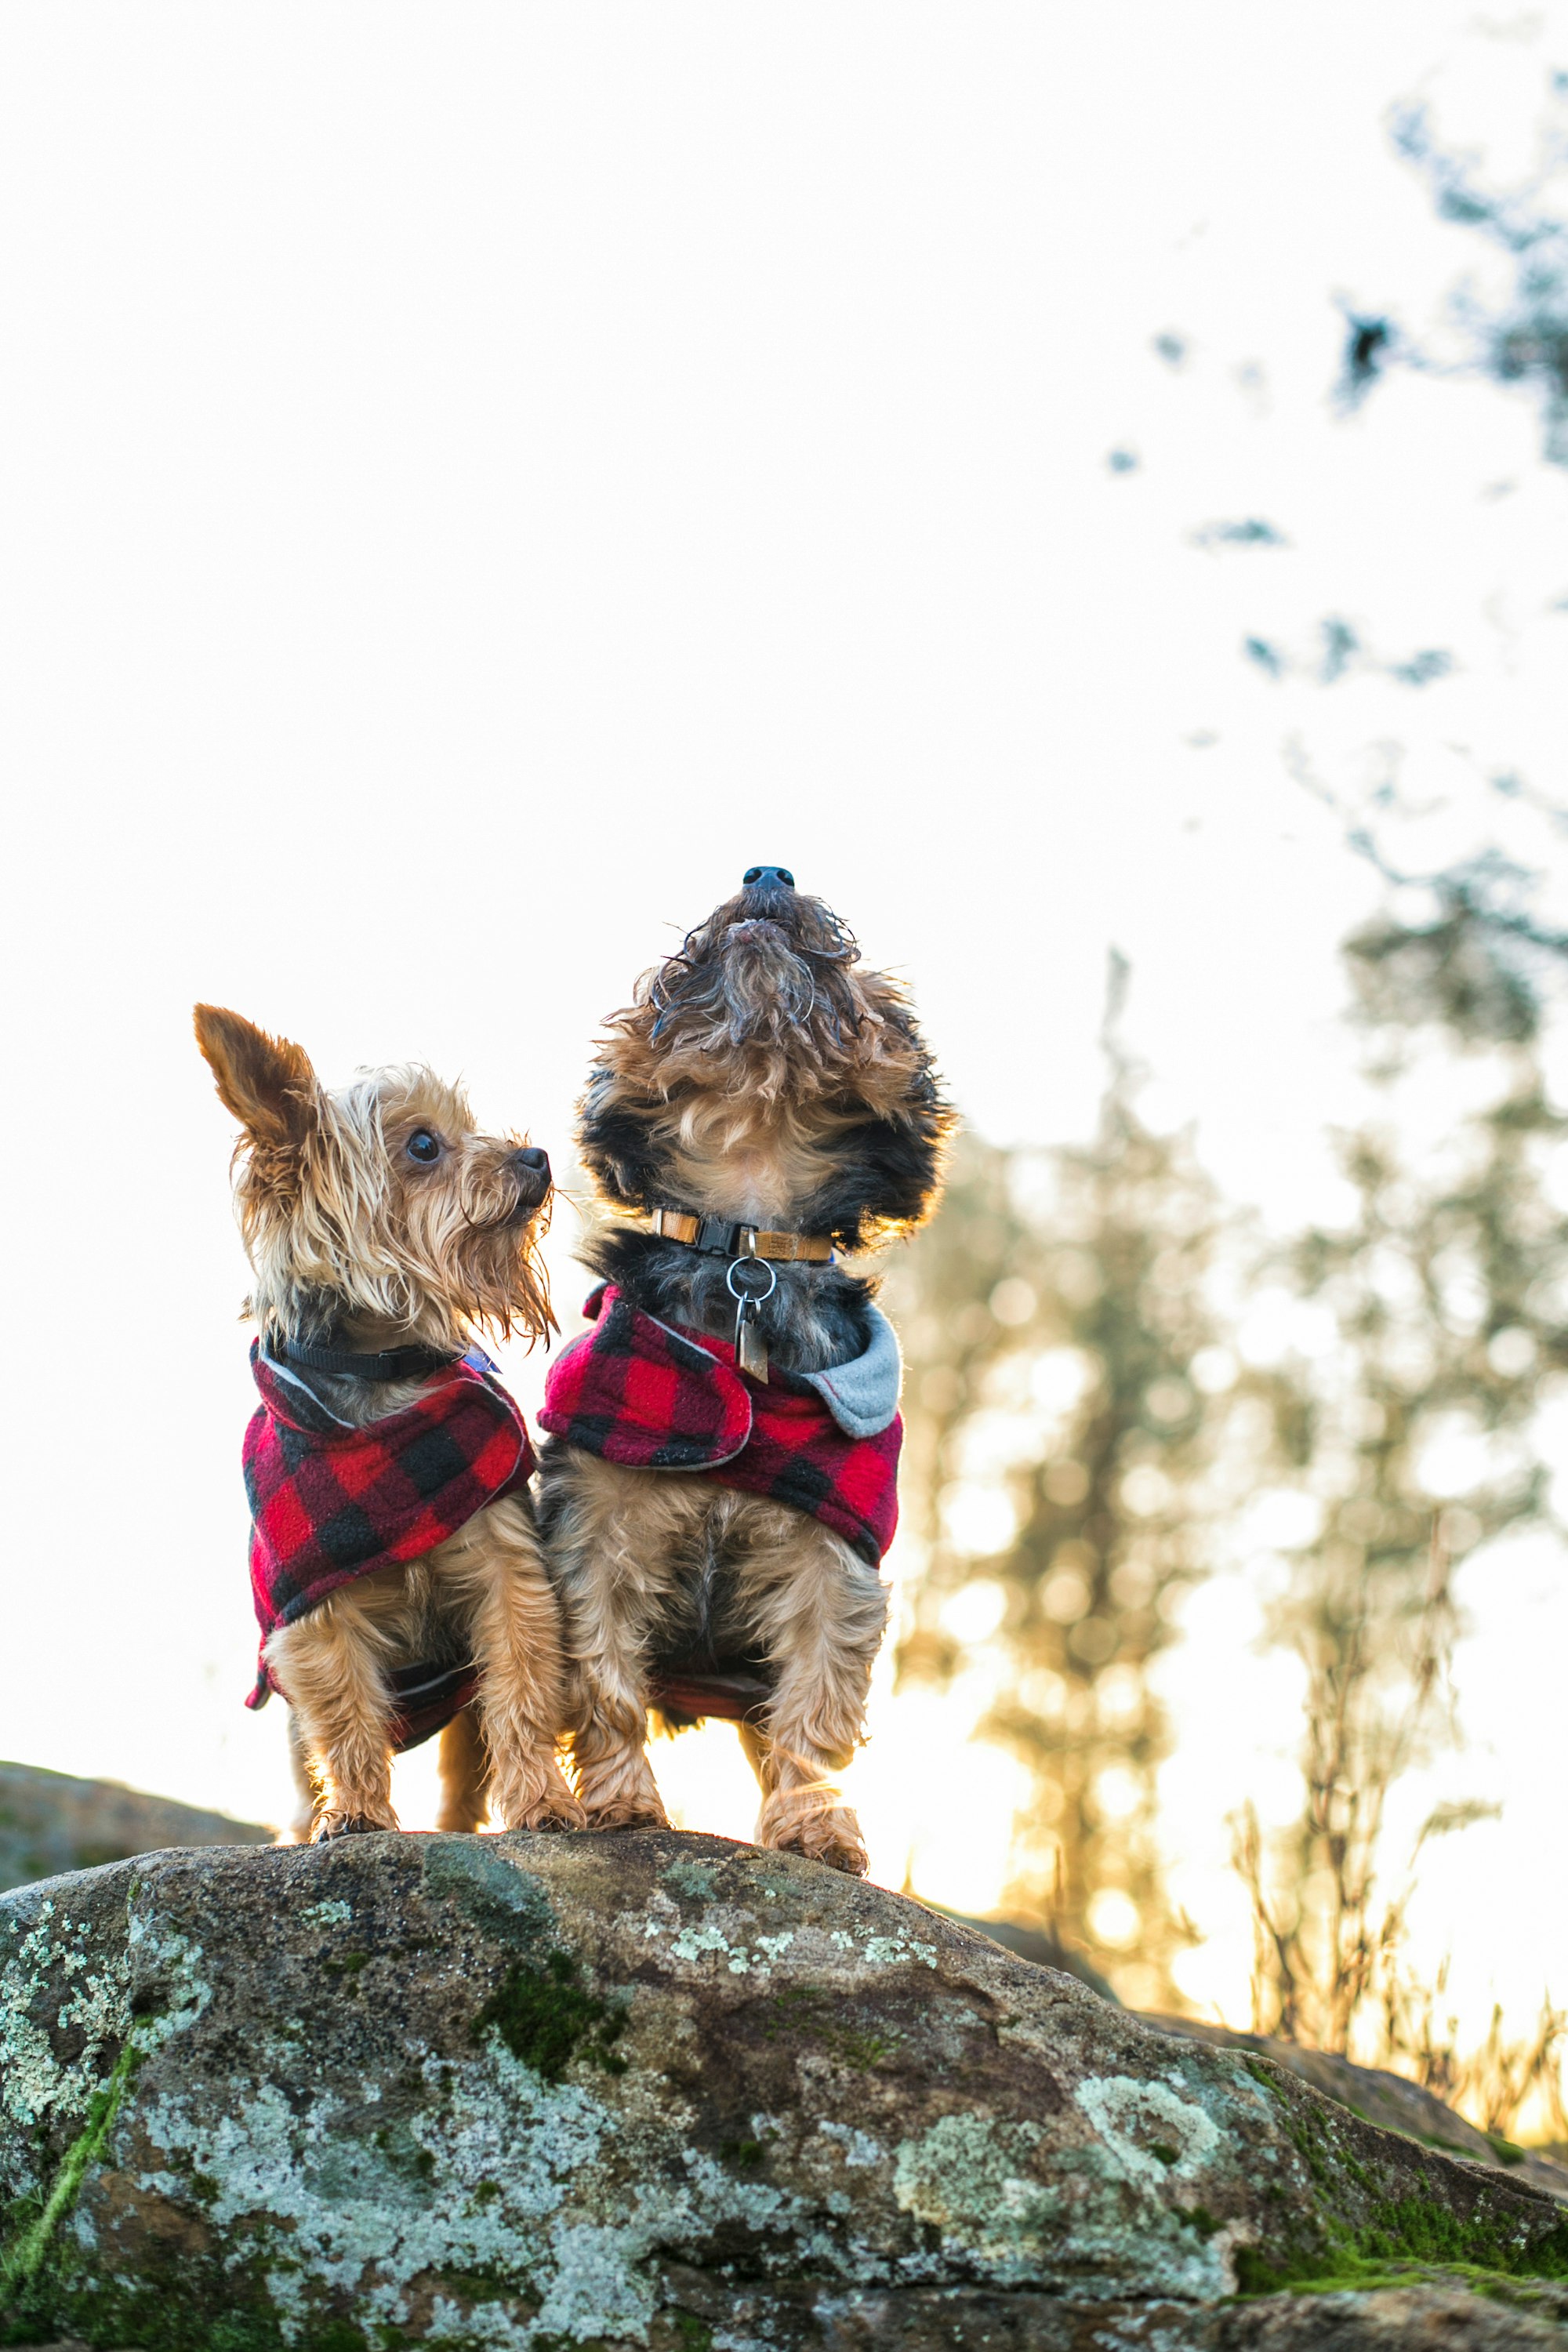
[[194, 1005, 317, 1154], [577, 1065, 665, 1209]]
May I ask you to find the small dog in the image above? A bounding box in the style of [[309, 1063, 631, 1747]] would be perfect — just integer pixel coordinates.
[[194, 1005, 584, 1842], [536, 866, 952, 1873]]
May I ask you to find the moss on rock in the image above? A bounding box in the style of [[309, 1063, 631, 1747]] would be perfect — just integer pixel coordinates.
[[473, 1951, 628, 2083], [1, 1831, 1565, 2350]]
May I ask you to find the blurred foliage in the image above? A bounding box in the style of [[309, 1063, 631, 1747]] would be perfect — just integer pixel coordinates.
[[888, 958, 1232, 2006], [1342, 83, 1568, 464], [1257, 46, 1568, 2111], [1377, 1941, 1568, 2145], [1236, 883, 1568, 2065], [891, 887, 1568, 2086], [885, 43, 1568, 2096], [1346, 862, 1568, 1047]]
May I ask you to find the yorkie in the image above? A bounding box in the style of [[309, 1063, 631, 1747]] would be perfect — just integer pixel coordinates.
[[195, 1005, 583, 1842], [537, 866, 952, 1873]]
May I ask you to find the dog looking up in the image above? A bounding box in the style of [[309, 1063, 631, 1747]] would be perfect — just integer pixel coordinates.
[[194, 1006, 583, 1842], [537, 866, 953, 1874]]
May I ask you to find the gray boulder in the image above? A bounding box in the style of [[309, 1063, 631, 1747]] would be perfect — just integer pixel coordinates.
[[1140, 2013, 1568, 2206], [2, 1830, 1566, 2349], [0, 1764, 270, 1896]]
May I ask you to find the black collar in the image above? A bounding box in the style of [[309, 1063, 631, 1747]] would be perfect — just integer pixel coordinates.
[[270, 1332, 461, 1385]]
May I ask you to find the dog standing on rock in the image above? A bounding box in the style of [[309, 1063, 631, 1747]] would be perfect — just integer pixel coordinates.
[[536, 867, 952, 1874], [194, 1006, 583, 1842]]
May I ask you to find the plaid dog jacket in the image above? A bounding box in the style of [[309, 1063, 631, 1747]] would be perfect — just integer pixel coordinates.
[[244, 1341, 535, 1750], [539, 1286, 902, 1565]]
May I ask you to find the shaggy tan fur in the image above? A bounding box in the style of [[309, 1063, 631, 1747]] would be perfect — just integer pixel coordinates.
[[608, 898, 929, 1112], [546, 1451, 889, 1875], [197, 1005, 554, 1354], [195, 1004, 582, 1842], [543, 879, 950, 1873], [592, 892, 946, 1247]]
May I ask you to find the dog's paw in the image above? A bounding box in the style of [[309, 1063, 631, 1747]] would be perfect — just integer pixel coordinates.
[[311, 1811, 396, 1842], [520, 1796, 590, 1834], [494, 1777, 590, 1835], [759, 1799, 869, 1877], [579, 1795, 670, 1834], [776, 1819, 869, 1875]]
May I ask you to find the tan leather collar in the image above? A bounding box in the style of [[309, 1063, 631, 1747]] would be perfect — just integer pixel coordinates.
[[651, 1207, 834, 1264]]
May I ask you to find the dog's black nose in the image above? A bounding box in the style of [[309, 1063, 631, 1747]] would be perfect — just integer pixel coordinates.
[[742, 865, 795, 891], [512, 1146, 550, 1178]]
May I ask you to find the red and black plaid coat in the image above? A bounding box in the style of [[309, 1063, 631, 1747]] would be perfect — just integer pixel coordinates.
[[538, 1286, 902, 1564], [244, 1342, 534, 1748]]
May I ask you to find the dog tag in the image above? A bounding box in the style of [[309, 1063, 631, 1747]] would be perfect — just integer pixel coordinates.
[[735, 1295, 771, 1382], [728, 1253, 777, 1383]]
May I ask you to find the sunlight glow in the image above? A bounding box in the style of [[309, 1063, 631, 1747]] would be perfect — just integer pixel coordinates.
[[2, 0, 1566, 2099]]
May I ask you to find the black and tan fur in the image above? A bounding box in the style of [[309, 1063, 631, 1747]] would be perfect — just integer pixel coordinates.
[[194, 1006, 583, 1843], [538, 873, 952, 1873]]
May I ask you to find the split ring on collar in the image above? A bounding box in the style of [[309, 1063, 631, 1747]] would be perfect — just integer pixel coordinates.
[[727, 1257, 779, 1305]]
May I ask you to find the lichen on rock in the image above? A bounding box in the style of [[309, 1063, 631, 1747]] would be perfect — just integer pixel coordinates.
[[1, 1830, 1565, 2350]]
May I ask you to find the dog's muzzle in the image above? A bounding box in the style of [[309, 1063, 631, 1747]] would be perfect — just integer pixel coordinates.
[[736, 866, 799, 927], [508, 1146, 551, 1214]]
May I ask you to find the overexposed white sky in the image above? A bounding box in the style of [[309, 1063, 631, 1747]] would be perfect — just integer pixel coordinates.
[[4, 3, 1567, 2054]]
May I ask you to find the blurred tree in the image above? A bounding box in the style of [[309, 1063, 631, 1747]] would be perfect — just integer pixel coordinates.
[[890, 959, 1228, 2005], [891, 881, 1568, 2064], [1341, 88, 1568, 465], [1237, 29, 1568, 2076], [1238, 876, 1568, 2062], [1169, 34, 1568, 2105]]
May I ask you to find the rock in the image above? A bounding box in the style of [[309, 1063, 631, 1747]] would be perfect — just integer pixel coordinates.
[[924, 1902, 1120, 2002], [1141, 2013, 1568, 2207], [926, 1918, 1568, 2207], [0, 1765, 270, 1897], [2, 1831, 1566, 2350]]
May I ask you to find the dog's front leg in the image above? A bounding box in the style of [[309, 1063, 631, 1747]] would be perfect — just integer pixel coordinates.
[[283, 1709, 324, 1843], [542, 1451, 673, 1833], [740, 1510, 890, 1876], [434, 1704, 490, 1833], [437, 1501, 586, 1834], [267, 1599, 400, 1839]]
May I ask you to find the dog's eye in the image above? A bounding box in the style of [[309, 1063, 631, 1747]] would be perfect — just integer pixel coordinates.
[[405, 1130, 442, 1164]]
